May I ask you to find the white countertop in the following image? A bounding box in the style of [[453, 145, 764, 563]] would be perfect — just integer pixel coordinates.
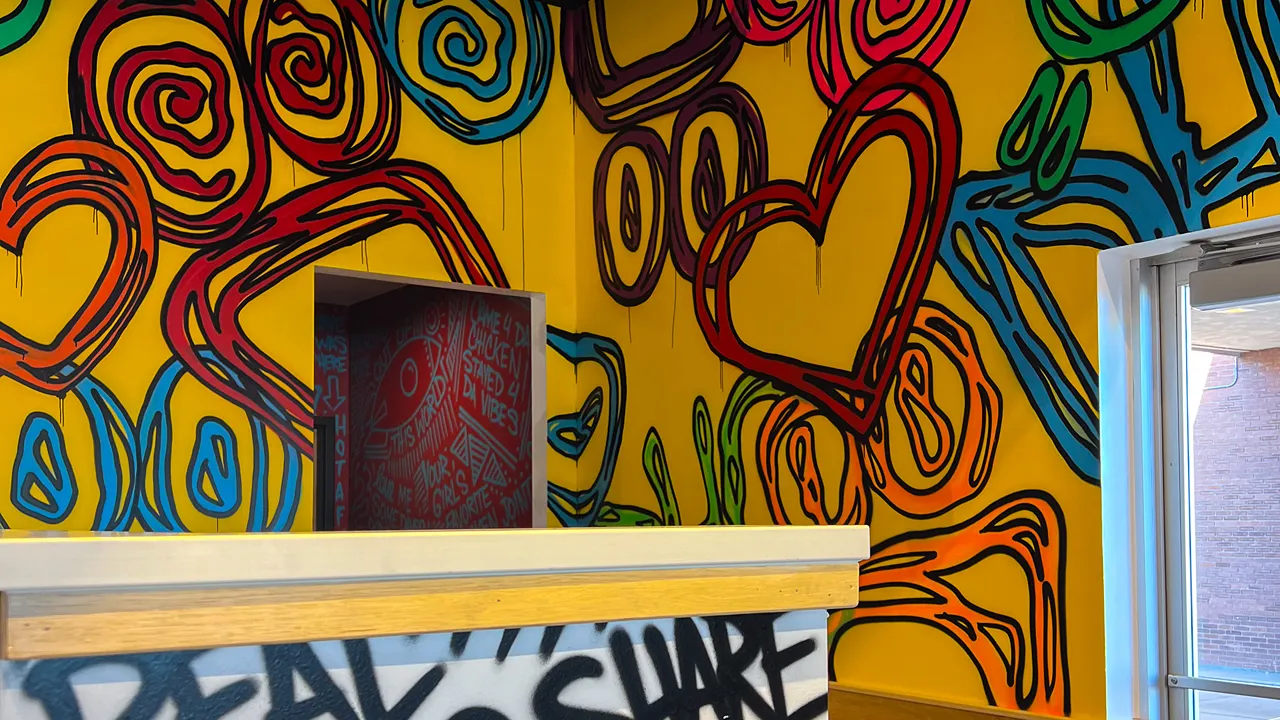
[[0, 526, 870, 592]]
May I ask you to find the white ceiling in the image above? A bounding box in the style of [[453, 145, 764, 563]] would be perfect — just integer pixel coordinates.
[[1190, 299, 1280, 352]]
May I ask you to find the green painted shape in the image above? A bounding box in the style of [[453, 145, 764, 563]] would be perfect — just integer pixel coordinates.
[[693, 396, 721, 524], [719, 374, 785, 525], [1036, 71, 1092, 194], [1028, 0, 1187, 62], [642, 428, 681, 526], [595, 502, 662, 526], [998, 62, 1062, 172], [0, 0, 49, 56]]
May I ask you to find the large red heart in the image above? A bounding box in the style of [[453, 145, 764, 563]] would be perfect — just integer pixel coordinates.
[[693, 61, 959, 437], [0, 138, 158, 394]]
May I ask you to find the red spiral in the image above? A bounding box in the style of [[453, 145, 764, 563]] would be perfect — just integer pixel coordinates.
[[71, 0, 270, 246], [233, 0, 400, 174]]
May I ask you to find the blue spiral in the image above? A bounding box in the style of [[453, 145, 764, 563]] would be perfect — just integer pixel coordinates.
[[373, 0, 554, 143]]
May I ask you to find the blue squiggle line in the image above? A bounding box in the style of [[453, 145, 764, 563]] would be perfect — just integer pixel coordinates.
[[135, 351, 302, 532], [941, 153, 1180, 483], [547, 386, 603, 461], [137, 359, 190, 531], [268, 441, 303, 532], [70, 370, 140, 531], [945, 0, 1280, 485], [1105, 0, 1280, 230], [247, 407, 272, 532], [188, 418, 241, 519], [372, 0, 554, 143], [13, 413, 75, 524], [545, 327, 625, 527]]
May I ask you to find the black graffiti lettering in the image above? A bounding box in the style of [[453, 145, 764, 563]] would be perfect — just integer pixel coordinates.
[[604, 620, 696, 712], [451, 632, 472, 658], [641, 624, 683, 718], [262, 643, 358, 720], [345, 639, 445, 720], [758, 618, 825, 720], [610, 621, 735, 720], [449, 708, 510, 719], [709, 615, 827, 720], [20, 651, 256, 720], [11, 614, 824, 719], [673, 617, 731, 719], [495, 628, 521, 664], [532, 655, 630, 720], [539, 625, 565, 660], [762, 627, 823, 720], [609, 625, 662, 718], [708, 616, 789, 720], [754, 615, 791, 718], [709, 617, 758, 720]]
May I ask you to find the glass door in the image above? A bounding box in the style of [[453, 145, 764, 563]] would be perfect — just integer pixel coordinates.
[[1160, 257, 1280, 720]]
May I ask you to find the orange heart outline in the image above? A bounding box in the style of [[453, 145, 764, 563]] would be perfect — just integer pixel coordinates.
[[0, 137, 158, 394]]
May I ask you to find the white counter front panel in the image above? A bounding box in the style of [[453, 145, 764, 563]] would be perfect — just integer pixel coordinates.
[[1, 610, 830, 719]]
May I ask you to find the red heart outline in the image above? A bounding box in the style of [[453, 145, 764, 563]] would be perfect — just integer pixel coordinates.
[[693, 61, 959, 437], [0, 137, 158, 395]]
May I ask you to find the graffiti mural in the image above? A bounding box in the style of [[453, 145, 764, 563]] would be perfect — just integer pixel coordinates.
[[349, 286, 533, 530], [0, 0, 542, 534], [558, 0, 1280, 715], [2, 0, 1274, 715], [315, 304, 350, 529], [0, 611, 829, 719]]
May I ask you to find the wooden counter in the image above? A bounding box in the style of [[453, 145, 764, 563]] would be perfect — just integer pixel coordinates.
[[0, 526, 868, 718], [0, 526, 867, 659]]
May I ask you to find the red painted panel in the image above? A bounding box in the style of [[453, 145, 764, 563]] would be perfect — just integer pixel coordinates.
[[350, 287, 532, 529]]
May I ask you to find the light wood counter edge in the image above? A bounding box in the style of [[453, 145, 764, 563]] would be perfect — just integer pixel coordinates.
[[2, 565, 859, 660], [828, 684, 1064, 720]]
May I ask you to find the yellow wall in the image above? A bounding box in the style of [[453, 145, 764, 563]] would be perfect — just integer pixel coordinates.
[[0, 0, 579, 533], [0, 0, 1261, 716], [562, 0, 1260, 717]]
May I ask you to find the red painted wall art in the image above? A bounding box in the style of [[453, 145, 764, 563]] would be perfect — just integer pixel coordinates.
[[349, 287, 532, 530], [314, 304, 350, 530]]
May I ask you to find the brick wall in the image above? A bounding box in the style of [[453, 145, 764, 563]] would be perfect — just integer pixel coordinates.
[[1193, 348, 1280, 672]]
